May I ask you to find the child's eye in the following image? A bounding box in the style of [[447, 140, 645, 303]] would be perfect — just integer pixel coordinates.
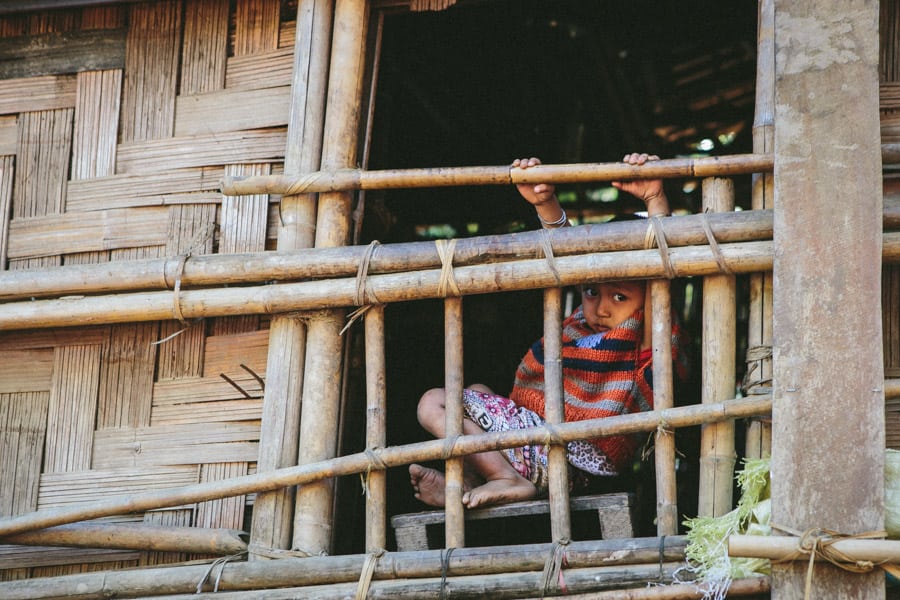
[[613, 292, 628, 302], [582, 286, 599, 297]]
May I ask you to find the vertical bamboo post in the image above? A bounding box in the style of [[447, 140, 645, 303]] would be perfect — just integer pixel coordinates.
[[745, 0, 774, 460], [543, 287, 571, 541], [363, 305, 387, 551], [250, 0, 333, 557], [292, 0, 370, 555], [651, 278, 677, 536], [771, 0, 884, 596], [443, 296, 466, 548], [697, 178, 736, 518]]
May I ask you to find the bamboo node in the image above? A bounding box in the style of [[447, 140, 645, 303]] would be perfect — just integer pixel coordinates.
[[538, 229, 562, 287], [355, 548, 385, 600], [701, 210, 734, 275], [354, 240, 381, 306], [540, 538, 570, 596], [284, 171, 325, 196], [435, 239, 461, 297], [769, 525, 887, 600], [541, 423, 565, 447], [441, 434, 461, 460]]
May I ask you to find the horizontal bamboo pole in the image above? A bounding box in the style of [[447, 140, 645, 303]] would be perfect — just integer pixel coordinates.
[[0, 239, 776, 330], [519, 575, 770, 599], [219, 154, 775, 196], [0, 395, 771, 537], [140, 563, 690, 599], [0, 522, 247, 554], [0, 537, 688, 599], [6, 232, 900, 331], [0, 209, 777, 301], [729, 534, 900, 563]]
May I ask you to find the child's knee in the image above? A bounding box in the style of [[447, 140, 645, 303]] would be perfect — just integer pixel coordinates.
[[417, 388, 446, 427]]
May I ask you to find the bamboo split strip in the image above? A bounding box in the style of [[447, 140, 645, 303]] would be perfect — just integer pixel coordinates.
[[0, 391, 49, 520], [518, 577, 769, 599], [0, 209, 779, 301], [220, 153, 775, 196], [150, 398, 262, 427], [0, 28, 126, 79], [37, 467, 199, 510], [91, 422, 260, 469], [0, 74, 76, 115], [0, 327, 109, 350], [6, 206, 170, 260], [0, 395, 771, 537], [173, 86, 291, 136], [0, 238, 783, 330], [0, 348, 53, 393], [0, 114, 15, 154], [203, 329, 269, 377], [224, 46, 293, 89], [153, 374, 264, 406], [729, 534, 900, 563], [116, 128, 287, 175], [883, 82, 900, 110], [0, 544, 139, 570], [66, 167, 225, 212], [2, 522, 247, 555], [0, 537, 687, 599]]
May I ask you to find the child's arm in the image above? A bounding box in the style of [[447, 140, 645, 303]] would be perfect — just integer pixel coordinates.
[[612, 152, 670, 352], [512, 157, 569, 228], [612, 152, 670, 217]]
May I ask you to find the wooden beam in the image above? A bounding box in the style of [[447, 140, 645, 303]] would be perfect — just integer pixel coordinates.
[[771, 1, 884, 597], [0, 28, 125, 79]]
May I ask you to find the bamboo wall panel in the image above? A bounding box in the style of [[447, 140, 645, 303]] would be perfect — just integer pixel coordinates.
[[0, 75, 75, 115], [0, 545, 139, 571], [0, 392, 50, 518], [0, 28, 126, 80], [203, 329, 269, 376], [65, 167, 224, 211], [37, 467, 200, 509], [225, 46, 293, 89], [6, 207, 170, 260], [43, 345, 101, 473], [0, 116, 15, 154], [70, 69, 121, 180], [233, 0, 280, 56], [119, 0, 180, 143], [153, 373, 265, 407], [92, 422, 260, 469], [192, 462, 248, 554], [180, 0, 228, 95], [174, 86, 291, 136], [0, 349, 53, 394], [115, 128, 287, 174], [12, 108, 72, 219], [0, 328, 109, 350], [97, 323, 158, 430]]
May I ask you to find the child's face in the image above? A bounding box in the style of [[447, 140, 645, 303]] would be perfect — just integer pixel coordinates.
[[580, 281, 646, 334]]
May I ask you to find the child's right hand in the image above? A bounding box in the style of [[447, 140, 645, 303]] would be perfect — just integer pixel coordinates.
[[611, 153, 669, 216], [512, 157, 557, 207]]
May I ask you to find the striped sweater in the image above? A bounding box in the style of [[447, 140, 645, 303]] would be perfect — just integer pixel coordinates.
[[510, 306, 688, 473]]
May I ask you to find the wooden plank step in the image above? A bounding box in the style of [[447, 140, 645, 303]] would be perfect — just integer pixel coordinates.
[[390, 492, 634, 552]]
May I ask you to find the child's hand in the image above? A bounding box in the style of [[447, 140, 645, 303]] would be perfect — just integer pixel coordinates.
[[512, 157, 557, 207], [612, 153, 669, 216]]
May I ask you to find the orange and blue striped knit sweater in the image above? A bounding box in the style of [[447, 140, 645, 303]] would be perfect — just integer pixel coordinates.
[[510, 306, 688, 473]]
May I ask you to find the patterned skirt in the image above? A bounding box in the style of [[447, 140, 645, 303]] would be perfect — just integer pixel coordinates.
[[462, 388, 618, 493]]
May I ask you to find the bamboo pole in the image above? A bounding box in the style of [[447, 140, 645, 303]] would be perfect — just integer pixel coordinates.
[[0, 240, 778, 330], [364, 304, 387, 551], [745, 0, 775, 462], [698, 178, 737, 518], [0, 537, 690, 599], [729, 534, 900, 563], [218, 154, 775, 196], [0, 209, 778, 301], [292, 0, 369, 555], [6, 204, 900, 302], [0, 522, 247, 555], [543, 286, 571, 542], [0, 396, 771, 537], [249, 0, 333, 558], [651, 277, 678, 536], [520, 577, 769, 600], [444, 296, 466, 548], [90, 564, 691, 599]]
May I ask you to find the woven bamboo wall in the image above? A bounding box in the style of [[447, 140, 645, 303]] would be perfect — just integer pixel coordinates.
[[0, 0, 294, 579]]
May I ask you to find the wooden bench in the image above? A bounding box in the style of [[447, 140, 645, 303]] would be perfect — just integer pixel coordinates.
[[390, 492, 634, 552]]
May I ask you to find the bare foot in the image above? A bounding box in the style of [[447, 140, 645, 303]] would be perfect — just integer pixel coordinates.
[[462, 477, 536, 509], [409, 464, 446, 507]]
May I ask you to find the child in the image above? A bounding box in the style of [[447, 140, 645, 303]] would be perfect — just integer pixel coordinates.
[[410, 153, 689, 509]]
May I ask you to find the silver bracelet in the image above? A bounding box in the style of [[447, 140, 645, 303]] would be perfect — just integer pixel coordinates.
[[539, 209, 568, 228]]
